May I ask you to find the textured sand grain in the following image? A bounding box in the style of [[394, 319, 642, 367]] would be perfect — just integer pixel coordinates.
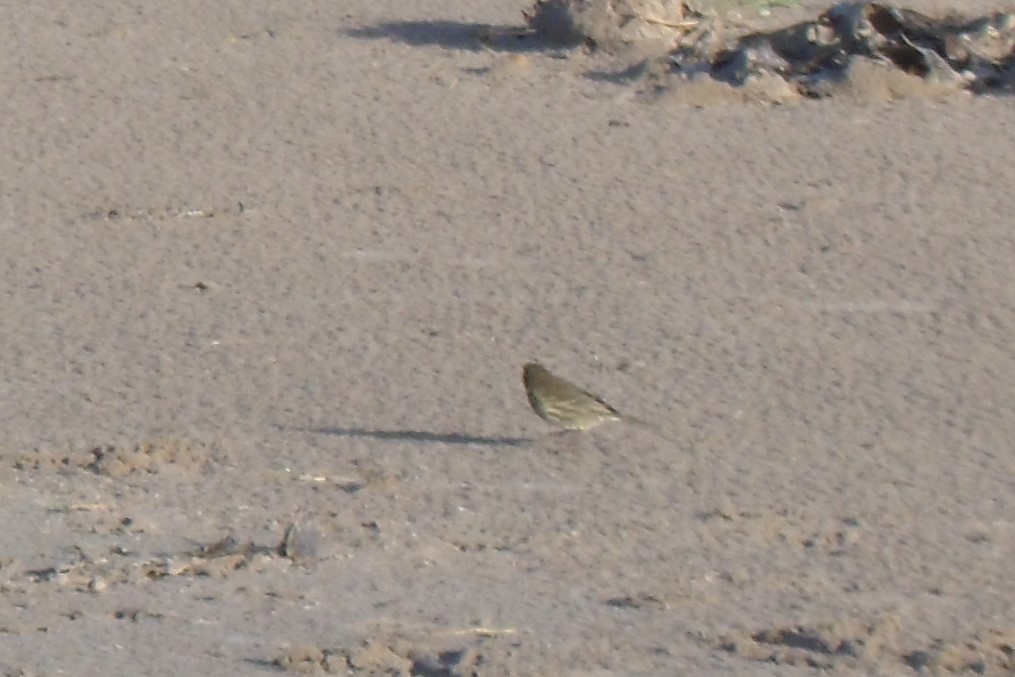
[[1, 0, 1013, 674]]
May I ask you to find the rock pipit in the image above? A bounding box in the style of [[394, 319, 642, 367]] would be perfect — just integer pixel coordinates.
[[522, 362, 636, 432]]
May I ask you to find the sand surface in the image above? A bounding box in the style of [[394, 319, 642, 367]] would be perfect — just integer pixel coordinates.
[[1, 0, 1014, 674]]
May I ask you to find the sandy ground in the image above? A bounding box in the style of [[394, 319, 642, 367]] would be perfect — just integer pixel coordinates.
[[1, 0, 1014, 674]]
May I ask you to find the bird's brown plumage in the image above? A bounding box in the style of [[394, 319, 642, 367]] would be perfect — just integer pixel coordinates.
[[522, 362, 623, 431]]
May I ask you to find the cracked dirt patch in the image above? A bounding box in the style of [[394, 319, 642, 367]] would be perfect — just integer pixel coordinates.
[[15, 524, 314, 594], [11, 438, 217, 478], [275, 633, 504, 675], [719, 619, 1015, 673]]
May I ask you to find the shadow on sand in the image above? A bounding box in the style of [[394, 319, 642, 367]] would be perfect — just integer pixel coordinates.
[[285, 425, 533, 448], [345, 20, 564, 53]]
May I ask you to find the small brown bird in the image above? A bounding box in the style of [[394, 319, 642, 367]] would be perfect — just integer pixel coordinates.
[[522, 362, 627, 431]]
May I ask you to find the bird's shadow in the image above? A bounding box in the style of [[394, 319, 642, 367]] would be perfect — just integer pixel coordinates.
[[282, 425, 533, 448], [344, 20, 571, 54]]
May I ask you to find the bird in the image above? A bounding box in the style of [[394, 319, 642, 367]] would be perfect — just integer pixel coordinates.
[[522, 362, 631, 431]]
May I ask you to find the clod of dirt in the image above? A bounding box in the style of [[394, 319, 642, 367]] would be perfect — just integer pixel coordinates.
[[408, 646, 482, 677], [524, 0, 709, 54], [344, 639, 414, 674], [676, 2, 1015, 97], [273, 645, 328, 673], [279, 522, 322, 566], [530, 1, 1015, 102]]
